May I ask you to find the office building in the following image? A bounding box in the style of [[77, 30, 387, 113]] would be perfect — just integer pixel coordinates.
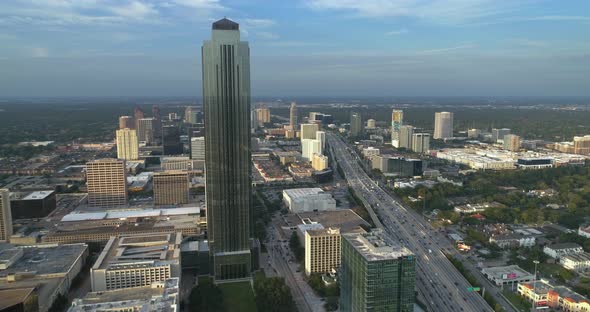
[[153, 171, 189, 206], [152, 105, 162, 142], [399, 125, 414, 149], [283, 188, 336, 213], [300, 123, 320, 140], [467, 128, 481, 139], [305, 227, 341, 276], [289, 102, 298, 130], [316, 131, 326, 149], [481, 265, 533, 286], [137, 117, 156, 144], [190, 136, 205, 161], [574, 135, 590, 155], [433, 112, 454, 139], [372, 156, 423, 177], [503, 134, 521, 151], [184, 106, 200, 124], [9, 190, 56, 219], [118, 116, 135, 129], [86, 159, 127, 208], [203, 18, 252, 281], [0, 189, 12, 242], [91, 233, 182, 291], [162, 125, 183, 155], [340, 230, 416, 312], [367, 119, 376, 129], [69, 278, 179, 312], [134, 107, 145, 129], [412, 133, 430, 154], [256, 107, 270, 127], [492, 128, 511, 143], [350, 112, 362, 137], [391, 110, 403, 147], [116, 128, 139, 160], [309, 112, 333, 125], [312, 153, 329, 171], [302, 139, 322, 161]]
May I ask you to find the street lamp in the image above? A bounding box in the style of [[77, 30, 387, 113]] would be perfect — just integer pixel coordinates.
[[531, 260, 540, 312]]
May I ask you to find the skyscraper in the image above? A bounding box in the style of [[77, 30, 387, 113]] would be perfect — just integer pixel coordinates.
[[152, 105, 162, 143], [391, 109, 403, 147], [203, 18, 252, 281], [86, 159, 127, 208], [289, 102, 298, 130], [137, 118, 155, 144], [0, 189, 13, 242], [492, 128, 511, 143], [162, 125, 183, 155], [503, 134, 521, 151], [119, 116, 135, 129], [433, 112, 454, 139], [190, 137, 205, 161], [340, 230, 416, 312], [367, 119, 376, 129], [399, 125, 415, 150], [300, 123, 320, 141], [350, 112, 362, 137], [412, 133, 430, 154], [116, 128, 139, 160], [184, 106, 200, 124], [255, 107, 270, 127], [153, 171, 189, 205]]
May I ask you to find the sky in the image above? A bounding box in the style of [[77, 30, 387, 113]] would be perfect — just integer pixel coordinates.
[[0, 0, 589, 97]]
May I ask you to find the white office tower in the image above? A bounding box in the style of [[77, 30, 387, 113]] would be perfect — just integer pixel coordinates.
[[399, 125, 415, 149], [0, 189, 13, 242], [116, 128, 139, 160], [316, 131, 326, 149], [433, 112, 454, 139], [300, 123, 320, 141], [391, 110, 403, 147], [302, 139, 322, 161], [190, 137, 205, 161], [412, 133, 430, 154]]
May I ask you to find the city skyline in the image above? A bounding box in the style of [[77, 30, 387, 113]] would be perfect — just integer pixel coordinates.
[[0, 1, 589, 97]]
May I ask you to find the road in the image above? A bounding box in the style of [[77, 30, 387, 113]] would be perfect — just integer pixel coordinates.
[[327, 132, 499, 312]]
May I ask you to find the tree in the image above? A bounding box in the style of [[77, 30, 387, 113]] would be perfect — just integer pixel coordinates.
[[189, 278, 226, 312], [254, 275, 296, 312], [289, 231, 304, 262]]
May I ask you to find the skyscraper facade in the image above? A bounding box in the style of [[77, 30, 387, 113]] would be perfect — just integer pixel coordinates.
[[162, 125, 183, 155], [190, 137, 205, 161], [503, 134, 521, 151], [391, 110, 403, 147], [134, 107, 145, 129], [399, 125, 415, 150], [0, 189, 13, 242], [433, 112, 454, 139], [203, 18, 252, 281], [116, 128, 139, 160], [289, 102, 298, 130], [340, 230, 416, 312], [412, 133, 430, 154], [137, 118, 155, 144], [350, 112, 362, 137], [300, 123, 320, 140], [152, 105, 162, 143], [492, 128, 511, 143], [153, 171, 189, 205], [119, 116, 135, 129], [86, 159, 127, 208], [255, 107, 270, 127]]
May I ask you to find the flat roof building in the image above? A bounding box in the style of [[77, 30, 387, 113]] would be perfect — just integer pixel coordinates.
[[481, 265, 533, 286], [283, 188, 336, 213], [9, 190, 56, 219], [305, 227, 341, 276], [153, 171, 189, 206], [116, 128, 139, 160], [86, 159, 127, 208]]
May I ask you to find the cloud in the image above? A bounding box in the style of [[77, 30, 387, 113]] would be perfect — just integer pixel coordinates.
[[255, 31, 280, 40], [168, 0, 224, 9], [244, 18, 276, 28], [509, 38, 547, 48], [417, 44, 475, 54], [30, 47, 49, 58], [514, 15, 590, 22], [385, 28, 408, 36], [110, 1, 157, 19]]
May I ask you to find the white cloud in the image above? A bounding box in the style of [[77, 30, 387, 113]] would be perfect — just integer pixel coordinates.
[[515, 15, 590, 22], [417, 44, 475, 54], [169, 0, 224, 9], [255, 32, 280, 40], [385, 28, 408, 36], [110, 1, 157, 19], [244, 18, 276, 28]]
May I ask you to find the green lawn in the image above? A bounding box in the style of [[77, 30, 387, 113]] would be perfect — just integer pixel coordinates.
[[502, 290, 531, 312], [218, 281, 258, 312]]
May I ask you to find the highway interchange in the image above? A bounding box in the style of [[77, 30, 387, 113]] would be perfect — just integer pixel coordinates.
[[327, 132, 498, 312]]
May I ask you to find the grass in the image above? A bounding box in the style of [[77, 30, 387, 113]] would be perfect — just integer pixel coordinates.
[[218, 281, 258, 312], [502, 290, 531, 312]]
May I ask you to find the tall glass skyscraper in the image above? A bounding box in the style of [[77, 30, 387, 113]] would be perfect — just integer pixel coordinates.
[[202, 18, 252, 281]]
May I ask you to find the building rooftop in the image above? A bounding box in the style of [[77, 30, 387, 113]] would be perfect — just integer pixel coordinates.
[[213, 18, 239, 30], [307, 227, 340, 237], [283, 209, 369, 233], [342, 230, 413, 261], [481, 265, 532, 279], [283, 188, 326, 198], [562, 252, 590, 262], [0, 244, 87, 278], [0, 287, 36, 310], [545, 242, 582, 250], [61, 206, 200, 222]]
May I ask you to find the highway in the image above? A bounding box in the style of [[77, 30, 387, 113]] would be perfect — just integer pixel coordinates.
[[327, 132, 496, 312]]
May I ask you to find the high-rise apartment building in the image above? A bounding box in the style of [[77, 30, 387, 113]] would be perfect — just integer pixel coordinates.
[[391, 110, 403, 147], [300, 123, 320, 140], [162, 125, 183, 155], [433, 112, 454, 139], [412, 133, 430, 154], [574, 135, 590, 155], [492, 128, 511, 143], [503, 134, 521, 151], [399, 125, 414, 150], [0, 189, 13, 242], [367, 119, 376, 129], [302, 139, 322, 161], [116, 128, 139, 160], [289, 102, 298, 130], [137, 118, 155, 144], [305, 227, 341, 276], [86, 159, 127, 208], [153, 171, 189, 205], [350, 112, 362, 137], [119, 116, 135, 129], [190, 137, 205, 161], [203, 18, 252, 281], [340, 230, 416, 312], [312, 153, 329, 171], [255, 107, 271, 127], [184, 106, 200, 124]]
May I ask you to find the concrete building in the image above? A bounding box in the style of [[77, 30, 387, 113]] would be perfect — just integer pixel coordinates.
[[116, 128, 139, 160], [0, 243, 88, 312], [300, 123, 320, 140], [162, 125, 183, 155], [361, 147, 380, 159], [118, 116, 135, 129], [184, 106, 201, 124], [255, 107, 270, 127], [518, 279, 590, 311], [137, 117, 156, 144], [391, 109, 403, 147], [9, 190, 56, 219], [203, 18, 253, 281], [283, 188, 336, 213], [305, 227, 341, 276], [312, 153, 329, 171], [574, 135, 590, 155], [190, 136, 205, 161], [503, 134, 521, 151], [0, 189, 12, 242], [412, 133, 430, 153], [561, 252, 590, 272], [350, 112, 362, 137], [69, 278, 179, 312], [492, 128, 511, 143], [433, 112, 453, 139], [86, 159, 127, 208], [289, 102, 298, 130], [366, 119, 376, 129], [371, 156, 423, 177], [153, 171, 189, 206], [302, 138, 322, 161], [340, 230, 415, 312], [578, 225, 590, 238], [91, 233, 182, 291], [399, 125, 414, 150], [467, 128, 481, 139], [481, 265, 533, 287], [543, 243, 584, 259]]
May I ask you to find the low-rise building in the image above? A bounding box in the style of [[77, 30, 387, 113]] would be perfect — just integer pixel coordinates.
[[561, 252, 590, 272], [543, 243, 584, 259], [312, 153, 329, 171], [283, 188, 336, 213], [304, 227, 341, 276], [9, 190, 56, 219], [578, 225, 590, 239], [518, 279, 590, 311], [489, 233, 535, 248], [481, 265, 534, 287], [361, 147, 380, 159]]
